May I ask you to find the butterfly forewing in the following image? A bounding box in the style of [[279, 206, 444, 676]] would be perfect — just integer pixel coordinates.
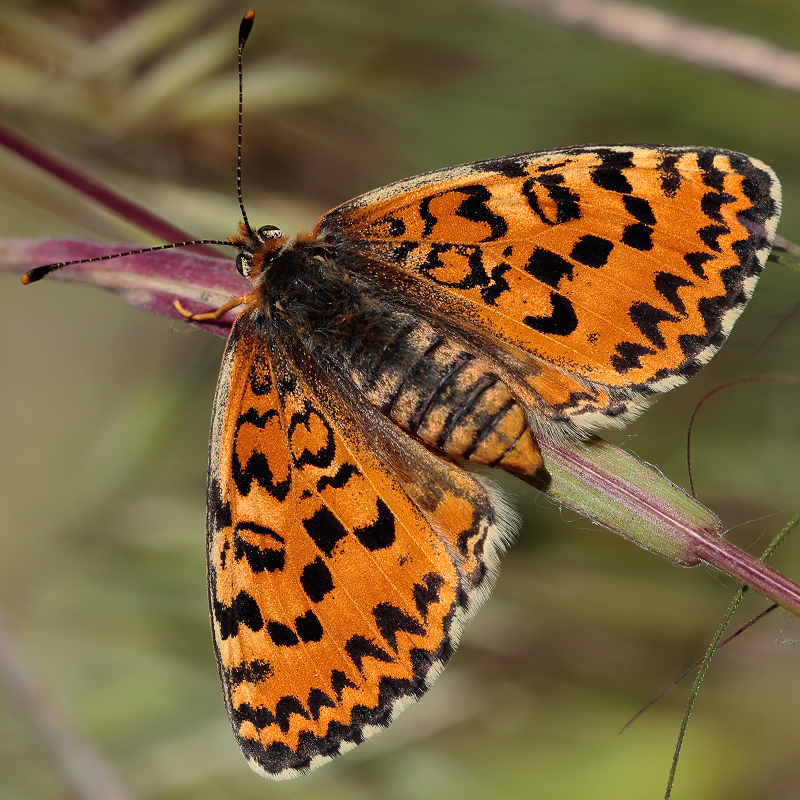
[[319, 146, 780, 426], [207, 313, 515, 779]]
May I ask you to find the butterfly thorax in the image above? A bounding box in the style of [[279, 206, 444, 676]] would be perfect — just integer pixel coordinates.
[[253, 235, 541, 477], [252, 237, 363, 339]]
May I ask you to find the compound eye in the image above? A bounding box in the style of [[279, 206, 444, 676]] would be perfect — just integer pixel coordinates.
[[257, 225, 284, 240], [236, 252, 252, 278]]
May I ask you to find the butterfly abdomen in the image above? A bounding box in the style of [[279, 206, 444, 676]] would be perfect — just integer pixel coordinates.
[[346, 313, 541, 475]]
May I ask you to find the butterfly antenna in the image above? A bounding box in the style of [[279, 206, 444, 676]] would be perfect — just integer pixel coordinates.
[[22, 13, 261, 287], [20, 239, 237, 285], [237, 10, 256, 235]]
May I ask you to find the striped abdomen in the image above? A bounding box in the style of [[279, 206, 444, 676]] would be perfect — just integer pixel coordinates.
[[346, 314, 540, 476]]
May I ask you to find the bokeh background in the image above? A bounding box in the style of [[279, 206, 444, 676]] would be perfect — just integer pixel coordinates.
[[1, 1, 800, 798]]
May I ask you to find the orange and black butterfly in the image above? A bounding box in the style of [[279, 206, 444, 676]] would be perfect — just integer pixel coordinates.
[[22, 12, 782, 781], [200, 142, 779, 779]]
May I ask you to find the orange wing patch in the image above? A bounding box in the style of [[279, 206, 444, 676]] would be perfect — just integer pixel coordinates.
[[320, 146, 780, 427], [207, 314, 515, 778]]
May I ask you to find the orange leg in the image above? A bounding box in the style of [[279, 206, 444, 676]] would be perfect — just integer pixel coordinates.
[[174, 293, 253, 321]]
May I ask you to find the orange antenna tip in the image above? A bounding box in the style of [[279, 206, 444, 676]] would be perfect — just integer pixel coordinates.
[[239, 10, 255, 44], [21, 266, 49, 284]]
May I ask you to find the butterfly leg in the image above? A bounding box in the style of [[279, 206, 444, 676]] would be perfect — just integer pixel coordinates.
[[174, 293, 254, 321]]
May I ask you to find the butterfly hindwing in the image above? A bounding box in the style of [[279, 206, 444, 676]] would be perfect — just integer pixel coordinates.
[[206, 313, 515, 779], [319, 146, 781, 428]]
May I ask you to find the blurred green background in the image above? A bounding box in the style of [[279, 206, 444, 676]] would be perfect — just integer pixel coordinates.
[[1, 1, 800, 798]]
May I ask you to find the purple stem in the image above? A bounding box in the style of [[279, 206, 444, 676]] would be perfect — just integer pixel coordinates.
[[693, 537, 800, 614], [0, 125, 221, 257], [536, 436, 800, 616]]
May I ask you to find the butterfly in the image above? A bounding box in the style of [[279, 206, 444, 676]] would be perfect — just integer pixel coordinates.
[[20, 12, 782, 783], [181, 141, 778, 780]]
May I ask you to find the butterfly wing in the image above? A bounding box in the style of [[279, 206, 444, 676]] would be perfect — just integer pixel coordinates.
[[207, 313, 515, 779], [317, 146, 781, 428]]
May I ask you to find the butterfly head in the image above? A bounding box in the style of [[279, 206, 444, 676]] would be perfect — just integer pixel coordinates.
[[229, 222, 289, 282]]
